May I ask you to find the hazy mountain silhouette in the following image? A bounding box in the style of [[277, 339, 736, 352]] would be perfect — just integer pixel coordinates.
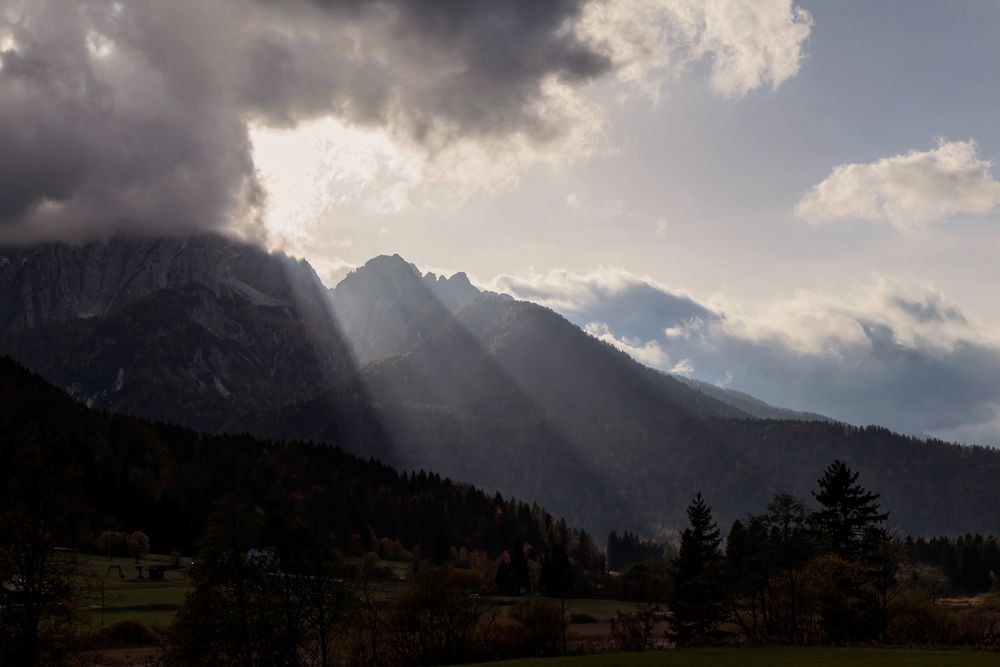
[[675, 375, 834, 422]]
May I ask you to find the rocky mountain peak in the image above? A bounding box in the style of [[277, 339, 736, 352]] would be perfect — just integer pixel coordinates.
[[422, 270, 481, 311]]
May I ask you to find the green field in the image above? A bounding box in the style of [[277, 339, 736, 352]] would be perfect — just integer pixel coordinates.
[[558, 598, 641, 619], [468, 648, 1000, 667], [75, 553, 193, 628]]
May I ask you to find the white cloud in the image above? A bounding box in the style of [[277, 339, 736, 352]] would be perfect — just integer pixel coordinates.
[[719, 276, 989, 355], [584, 321, 670, 367], [671, 358, 695, 375], [307, 257, 357, 289], [654, 216, 669, 237], [577, 0, 812, 100], [796, 139, 1000, 232]]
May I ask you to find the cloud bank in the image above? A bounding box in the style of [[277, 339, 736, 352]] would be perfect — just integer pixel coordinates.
[[0, 0, 812, 243], [796, 139, 1000, 232], [493, 268, 1000, 447]]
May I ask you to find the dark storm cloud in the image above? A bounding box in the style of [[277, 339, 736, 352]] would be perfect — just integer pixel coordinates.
[[0, 0, 611, 242], [242, 0, 611, 140], [0, 1, 262, 240]]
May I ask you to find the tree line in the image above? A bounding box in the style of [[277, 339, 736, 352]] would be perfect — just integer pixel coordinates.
[[0, 358, 598, 664], [613, 460, 1000, 649], [3, 357, 1000, 663]]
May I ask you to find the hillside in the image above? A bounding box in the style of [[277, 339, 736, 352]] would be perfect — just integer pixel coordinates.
[[0, 355, 593, 561], [676, 375, 834, 422]]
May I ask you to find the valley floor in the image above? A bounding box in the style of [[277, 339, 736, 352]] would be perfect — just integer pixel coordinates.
[[467, 647, 1000, 667]]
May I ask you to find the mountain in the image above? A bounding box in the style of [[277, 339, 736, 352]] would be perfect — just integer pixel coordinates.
[[279, 254, 1000, 538], [0, 356, 596, 562], [4, 237, 1000, 540], [676, 375, 834, 422], [330, 255, 494, 364], [330, 255, 455, 365], [0, 233, 369, 434], [265, 255, 747, 533]]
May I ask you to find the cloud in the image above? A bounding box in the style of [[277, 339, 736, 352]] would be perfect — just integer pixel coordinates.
[[654, 217, 669, 237], [497, 268, 1000, 446], [490, 267, 716, 342], [796, 139, 1000, 232], [584, 321, 669, 367], [310, 256, 358, 288], [0, 0, 608, 241], [577, 0, 812, 99], [0, 0, 812, 244], [0, 1, 263, 242], [670, 358, 694, 375]]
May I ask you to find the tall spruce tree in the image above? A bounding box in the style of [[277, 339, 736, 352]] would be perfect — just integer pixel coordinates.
[[812, 461, 892, 642], [812, 460, 889, 560], [670, 493, 724, 644]]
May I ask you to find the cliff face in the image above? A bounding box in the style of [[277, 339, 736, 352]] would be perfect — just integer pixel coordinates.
[[0, 233, 363, 433], [0, 234, 328, 332]]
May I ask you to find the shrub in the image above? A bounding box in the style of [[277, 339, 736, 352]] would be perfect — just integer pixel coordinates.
[[481, 617, 529, 659], [508, 598, 564, 656], [888, 591, 957, 645], [569, 612, 599, 624], [610, 603, 663, 651], [107, 620, 159, 646]]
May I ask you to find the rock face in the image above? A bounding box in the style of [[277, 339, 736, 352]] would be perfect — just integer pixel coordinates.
[[0, 233, 364, 433], [0, 234, 323, 332], [329, 254, 470, 364], [421, 271, 481, 312]]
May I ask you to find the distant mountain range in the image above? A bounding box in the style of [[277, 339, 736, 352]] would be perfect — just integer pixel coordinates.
[[2, 233, 999, 539]]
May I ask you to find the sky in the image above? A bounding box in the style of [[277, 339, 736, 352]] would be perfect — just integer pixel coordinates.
[[2, 0, 999, 445]]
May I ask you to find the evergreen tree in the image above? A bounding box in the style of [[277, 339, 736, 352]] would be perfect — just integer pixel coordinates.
[[538, 543, 575, 598], [812, 461, 891, 642], [509, 540, 531, 594], [670, 493, 724, 644], [494, 559, 513, 595], [812, 460, 889, 560]]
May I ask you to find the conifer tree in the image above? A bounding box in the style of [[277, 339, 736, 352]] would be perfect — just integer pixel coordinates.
[[812, 461, 892, 642], [509, 540, 531, 594], [670, 493, 724, 644], [538, 543, 574, 598], [812, 460, 889, 560]]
